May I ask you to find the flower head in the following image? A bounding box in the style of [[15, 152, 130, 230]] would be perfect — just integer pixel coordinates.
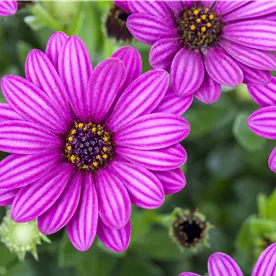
[[179, 243, 276, 276], [0, 32, 191, 252], [116, 1, 276, 104], [0, 1, 17, 16]]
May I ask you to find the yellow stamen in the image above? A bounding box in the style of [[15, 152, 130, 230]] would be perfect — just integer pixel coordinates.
[[196, 18, 201, 24], [70, 155, 76, 163], [96, 154, 101, 159], [68, 136, 73, 142], [193, 9, 199, 15], [71, 129, 76, 135], [201, 14, 207, 20], [93, 162, 98, 167], [207, 22, 212, 28], [102, 154, 108, 159], [190, 25, 196, 31], [201, 26, 207, 32], [209, 14, 214, 20], [77, 123, 84, 128]]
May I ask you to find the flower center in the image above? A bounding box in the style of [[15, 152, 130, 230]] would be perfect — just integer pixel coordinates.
[[65, 122, 114, 172], [177, 5, 222, 50]]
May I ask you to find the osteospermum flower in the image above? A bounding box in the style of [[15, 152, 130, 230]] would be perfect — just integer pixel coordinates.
[[180, 243, 276, 276], [0, 1, 17, 16], [0, 32, 191, 252], [115, 1, 276, 104]]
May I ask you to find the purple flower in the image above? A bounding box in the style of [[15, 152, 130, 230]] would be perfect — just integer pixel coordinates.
[[0, 32, 191, 252], [115, 1, 276, 104], [0, 1, 17, 16], [179, 243, 276, 276]]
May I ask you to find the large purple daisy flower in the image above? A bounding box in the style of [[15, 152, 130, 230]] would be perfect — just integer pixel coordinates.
[[0, 1, 17, 16], [180, 243, 276, 276], [0, 32, 191, 252], [115, 0, 276, 104]]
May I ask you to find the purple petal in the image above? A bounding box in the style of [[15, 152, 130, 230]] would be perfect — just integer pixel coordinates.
[[269, 147, 276, 173], [38, 171, 82, 235], [0, 1, 17, 16], [87, 58, 126, 124], [248, 106, 276, 140], [67, 173, 98, 252], [106, 70, 169, 131], [114, 113, 190, 150], [150, 38, 182, 71], [46, 32, 69, 70], [0, 152, 62, 190], [114, 1, 130, 13], [98, 219, 131, 253], [11, 163, 72, 222], [0, 188, 18, 206], [115, 144, 187, 171], [96, 168, 131, 229], [204, 47, 244, 86], [0, 104, 22, 121], [108, 160, 165, 209], [252, 243, 276, 276], [179, 273, 201, 276], [171, 48, 204, 97], [59, 36, 93, 121], [154, 168, 186, 195], [222, 20, 276, 51], [164, 1, 184, 14], [126, 13, 177, 45], [0, 121, 61, 154], [208, 252, 243, 276], [248, 77, 276, 107], [214, 1, 250, 15]]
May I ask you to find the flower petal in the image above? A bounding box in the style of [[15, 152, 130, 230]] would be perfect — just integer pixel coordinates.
[[208, 252, 243, 276], [96, 168, 131, 229], [115, 144, 187, 171], [59, 36, 93, 121], [98, 219, 131, 253], [0, 121, 61, 154], [1, 75, 67, 133], [0, 1, 17, 16], [46, 32, 69, 70], [269, 147, 276, 173], [164, 1, 185, 14], [114, 113, 190, 150], [154, 168, 186, 195], [87, 58, 126, 124], [0, 188, 17, 206], [109, 160, 165, 209], [0, 104, 22, 121], [114, 1, 130, 13], [66, 173, 98, 252], [38, 171, 82, 235], [171, 48, 204, 97], [248, 106, 276, 140], [204, 47, 244, 86], [126, 13, 177, 45], [214, 1, 250, 15], [11, 163, 72, 222], [106, 70, 169, 131]]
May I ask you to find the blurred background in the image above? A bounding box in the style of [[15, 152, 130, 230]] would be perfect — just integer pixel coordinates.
[[0, 1, 275, 276]]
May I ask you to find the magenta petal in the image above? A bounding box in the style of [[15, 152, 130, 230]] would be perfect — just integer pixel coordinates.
[[215, 1, 250, 15], [38, 171, 82, 235], [109, 160, 165, 209], [116, 144, 187, 171], [208, 252, 243, 276], [154, 168, 186, 195], [11, 163, 72, 222], [126, 13, 177, 45], [164, 1, 184, 14], [87, 58, 126, 124], [0, 103, 22, 121], [0, 152, 62, 190], [106, 70, 169, 131], [150, 38, 182, 71], [59, 36, 93, 121], [1, 75, 67, 133], [96, 168, 131, 229], [67, 173, 98, 252], [171, 48, 204, 97], [248, 106, 276, 140], [111, 46, 142, 91], [252, 243, 276, 276], [98, 219, 131, 253], [269, 147, 276, 173], [114, 1, 130, 13], [153, 87, 193, 115], [0, 121, 61, 154], [204, 47, 243, 86], [179, 273, 201, 276], [46, 32, 69, 70], [114, 113, 190, 150], [0, 188, 17, 206], [248, 77, 276, 107], [0, 1, 17, 16]]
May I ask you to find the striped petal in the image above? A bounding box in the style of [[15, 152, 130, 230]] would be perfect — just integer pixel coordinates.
[[269, 147, 276, 173], [106, 70, 169, 131], [109, 160, 165, 209], [208, 252, 243, 276], [67, 173, 98, 252], [164, 1, 185, 14], [214, 1, 250, 16], [0, 104, 22, 121], [38, 171, 82, 235], [115, 144, 187, 171], [11, 163, 72, 222], [114, 1, 130, 13], [114, 113, 190, 150], [96, 168, 131, 229], [98, 219, 131, 253], [87, 58, 126, 124], [0, 189, 18, 206], [0, 1, 17, 16], [171, 48, 204, 97]]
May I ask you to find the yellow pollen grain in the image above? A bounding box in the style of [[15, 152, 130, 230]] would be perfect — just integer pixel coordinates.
[[102, 154, 108, 159], [70, 155, 76, 163], [77, 123, 84, 128], [205, 8, 209, 12], [71, 129, 76, 135], [201, 26, 207, 32], [201, 14, 207, 20], [67, 146, 72, 151], [103, 136, 109, 142], [196, 18, 201, 23], [91, 127, 96, 133], [93, 162, 98, 167], [209, 14, 214, 20], [103, 147, 107, 152], [97, 131, 101, 136], [207, 22, 212, 28], [190, 25, 196, 31], [193, 9, 199, 15], [68, 136, 73, 142], [82, 165, 88, 169], [96, 154, 101, 159]]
